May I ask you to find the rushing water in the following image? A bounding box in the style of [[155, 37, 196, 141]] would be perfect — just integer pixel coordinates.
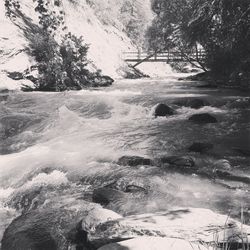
[[0, 77, 249, 242]]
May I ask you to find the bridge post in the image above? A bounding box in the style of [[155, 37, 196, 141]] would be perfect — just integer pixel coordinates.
[[137, 49, 141, 60]]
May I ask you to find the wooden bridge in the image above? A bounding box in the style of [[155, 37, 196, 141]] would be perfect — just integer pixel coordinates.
[[123, 50, 206, 67]]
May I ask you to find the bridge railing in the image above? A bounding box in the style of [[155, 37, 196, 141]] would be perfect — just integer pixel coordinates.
[[122, 50, 206, 63]]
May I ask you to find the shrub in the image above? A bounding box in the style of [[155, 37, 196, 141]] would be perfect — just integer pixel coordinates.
[[5, 0, 113, 91], [24, 31, 113, 91]]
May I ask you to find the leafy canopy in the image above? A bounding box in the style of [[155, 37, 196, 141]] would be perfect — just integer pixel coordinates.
[[147, 0, 250, 77]]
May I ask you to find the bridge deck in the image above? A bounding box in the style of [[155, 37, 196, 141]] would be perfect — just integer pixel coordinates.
[[122, 50, 206, 65]]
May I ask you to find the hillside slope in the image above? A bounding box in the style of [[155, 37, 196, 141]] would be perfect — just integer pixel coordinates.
[[0, 0, 154, 90]]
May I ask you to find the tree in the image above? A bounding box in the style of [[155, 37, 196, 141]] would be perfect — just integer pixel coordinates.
[[186, 0, 250, 77], [147, 0, 250, 80], [146, 0, 207, 71]]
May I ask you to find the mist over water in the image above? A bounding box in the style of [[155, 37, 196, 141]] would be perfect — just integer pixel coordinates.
[[0, 77, 249, 241]]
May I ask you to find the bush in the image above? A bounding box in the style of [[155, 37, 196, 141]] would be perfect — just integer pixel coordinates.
[[5, 0, 113, 91], [23, 32, 113, 91]]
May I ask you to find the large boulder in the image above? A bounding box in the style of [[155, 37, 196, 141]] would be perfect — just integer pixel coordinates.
[[98, 237, 208, 250], [158, 156, 195, 170], [188, 113, 217, 124], [187, 99, 208, 109], [117, 156, 152, 167], [1, 208, 91, 250], [89, 208, 250, 247], [92, 188, 126, 206], [1, 198, 104, 250], [188, 142, 213, 153], [154, 103, 174, 117], [7, 71, 24, 80], [82, 207, 122, 232]]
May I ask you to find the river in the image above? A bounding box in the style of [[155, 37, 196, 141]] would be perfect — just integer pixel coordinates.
[[0, 76, 249, 244]]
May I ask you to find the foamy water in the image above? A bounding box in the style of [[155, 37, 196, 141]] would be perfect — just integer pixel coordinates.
[[0, 78, 249, 241]]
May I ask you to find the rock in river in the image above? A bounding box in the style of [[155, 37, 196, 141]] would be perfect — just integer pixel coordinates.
[[1, 199, 109, 250], [159, 156, 195, 169], [214, 159, 231, 170], [188, 113, 217, 124], [188, 142, 213, 153], [89, 208, 250, 247], [214, 170, 250, 184], [1, 208, 90, 250], [106, 176, 150, 194], [154, 103, 174, 117], [82, 207, 122, 232], [187, 98, 209, 109], [226, 97, 250, 109], [117, 155, 152, 167], [92, 187, 126, 206]]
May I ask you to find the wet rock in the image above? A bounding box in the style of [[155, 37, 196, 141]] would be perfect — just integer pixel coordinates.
[[98, 237, 208, 250], [7, 71, 24, 80], [0, 114, 41, 139], [88, 208, 250, 247], [0, 115, 30, 138], [92, 188, 126, 206], [188, 99, 209, 109], [9, 186, 43, 213], [1, 207, 92, 250], [233, 147, 250, 157], [0, 94, 8, 102], [106, 176, 150, 194], [214, 159, 231, 170], [188, 113, 217, 124], [174, 98, 209, 109], [214, 170, 250, 184], [188, 142, 213, 153], [25, 74, 38, 83], [117, 156, 152, 167], [159, 156, 195, 170], [0, 89, 10, 94], [227, 97, 250, 109], [90, 75, 114, 87], [82, 207, 122, 232], [66, 221, 92, 250], [125, 185, 148, 194], [154, 103, 174, 117]]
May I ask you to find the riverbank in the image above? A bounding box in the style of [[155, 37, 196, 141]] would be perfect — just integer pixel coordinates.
[[179, 71, 250, 90]]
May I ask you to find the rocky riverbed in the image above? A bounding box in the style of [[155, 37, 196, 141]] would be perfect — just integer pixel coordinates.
[[0, 77, 250, 249]]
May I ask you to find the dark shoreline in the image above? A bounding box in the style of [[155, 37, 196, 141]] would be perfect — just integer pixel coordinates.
[[178, 71, 250, 91]]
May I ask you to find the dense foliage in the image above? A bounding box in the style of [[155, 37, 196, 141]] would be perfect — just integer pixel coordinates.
[[147, 0, 250, 82]]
